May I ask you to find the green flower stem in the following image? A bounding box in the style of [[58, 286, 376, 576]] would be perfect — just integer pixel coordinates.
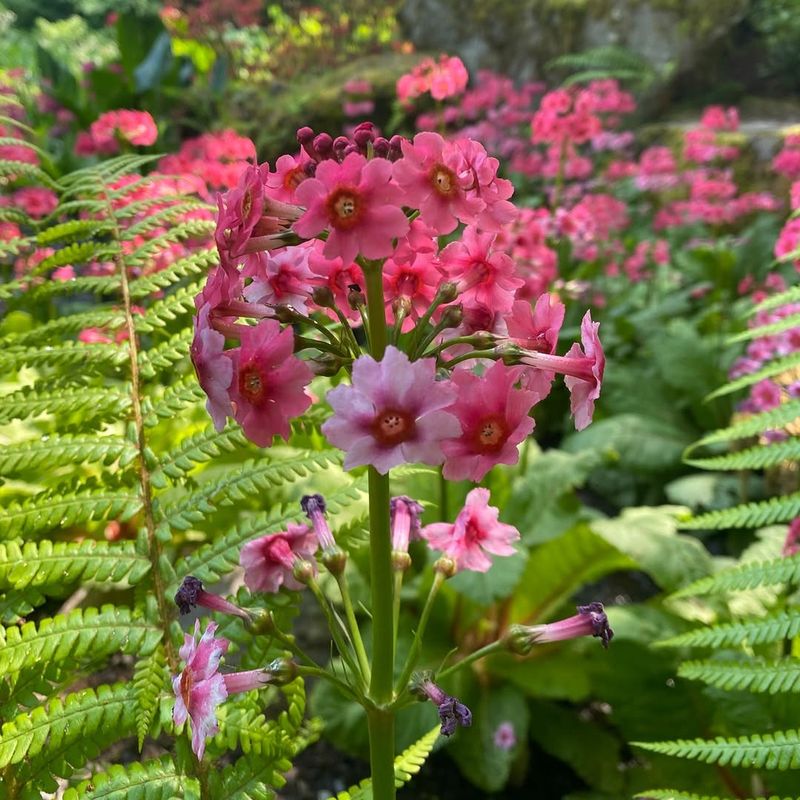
[[293, 335, 347, 356], [363, 260, 396, 800], [392, 570, 404, 658], [436, 640, 504, 681], [408, 288, 452, 357], [330, 304, 362, 358], [438, 467, 449, 521], [297, 665, 360, 702], [335, 572, 372, 683], [307, 577, 364, 689], [422, 334, 490, 359], [441, 348, 498, 369], [393, 571, 445, 699]]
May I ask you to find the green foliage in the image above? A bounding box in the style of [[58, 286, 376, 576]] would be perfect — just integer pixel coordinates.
[[547, 44, 668, 91], [0, 149, 318, 796]]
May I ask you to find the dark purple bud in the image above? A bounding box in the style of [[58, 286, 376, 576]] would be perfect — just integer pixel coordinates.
[[353, 121, 376, 148], [297, 126, 318, 161], [343, 143, 360, 158], [301, 493, 327, 517], [303, 160, 317, 178], [175, 575, 203, 614], [347, 283, 366, 309], [577, 602, 614, 648], [373, 137, 390, 158], [438, 696, 473, 736], [313, 133, 333, 159], [388, 135, 405, 161], [301, 493, 336, 551]]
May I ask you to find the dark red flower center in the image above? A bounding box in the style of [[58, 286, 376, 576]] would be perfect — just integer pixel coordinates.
[[283, 166, 305, 191], [180, 668, 193, 709], [326, 186, 363, 230], [372, 408, 415, 446], [396, 272, 420, 296], [242, 189, 253, 218], [474, 416, 507, 452], [239, 362, 268, 406], [429, 164, 457, 197]]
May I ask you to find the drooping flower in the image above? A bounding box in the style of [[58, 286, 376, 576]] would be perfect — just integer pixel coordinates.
[[517, 311, 604, 430], [393, 132, 484, 234], [504, 602, 614, 654], [391, 495, 425, 571], [215, 163, 268, 261], [172, 621, 230, 759], [190, 306, 234, 431], [240, 523, 319, 593], [301, 494, 336, 552], [422, 487, 520, 573], [442, 361, 536, 482], [411, 674, 472, 736], [174, 575, 251, 621], [321, 346, 460, 474], [228, 319, 313, 446], [294, 152, 409, 265]]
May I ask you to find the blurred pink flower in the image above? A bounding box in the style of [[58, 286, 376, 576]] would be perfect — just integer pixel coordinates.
[[240, 523, 319, 593]]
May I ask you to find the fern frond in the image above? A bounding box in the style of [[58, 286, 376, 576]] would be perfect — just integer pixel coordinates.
[[134, 281, 203, 333], [675, 553, 800, 597], [0, 386, 130, 425], [706, 352, 800, 399], [155, 424, 250, 481], [211, 753, 289, 800], [63, 756, 197, 800], [680, 491, 800, 530], [213, 704, 289, 759], [659, 609, 800, 648], [3, 308, 125, 347], [0, 605, 160, 673], [174, 482, 363, 586], [27, 242, 116, 278], [160, 449, 342, 531], [728, 313, 800, 343], [0, 482, 141, 539], [751, 284, 800, 313], [685, 438, 800, 471], [0, 435, 136, 475], [35, 219, 114, 246], [0, 159, 59, 189], [0, 588, 46, 624], [27, 274, 121, 298], [635, 791, 791, 800], [125, 201, 212, 236], [124, 220, 215, 268], [679, 658, 800, 694], [127, 248, 216, 297], [143, 375, 205, 423], [634, 729, 800, 769], [0, 682, 137, 769], [323, 726, 440, 799], [137, 328, 194, 378], [0, 540, 150, 590], [0, 340, 128, 373], [133, 645, 169, 750], [688, 401, 800, 451]]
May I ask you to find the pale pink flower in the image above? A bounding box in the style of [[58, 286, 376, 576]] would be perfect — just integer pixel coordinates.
[[243, 242, 315, 313], [215, 164, 268, 260], [383, 251, 441, 329], [228, 319, 313, 446], [440, 226, 523, 313], [442, 361, 536, 482], [494, 722, 517, 750], [294, 152, 408, 265], [190, 306, 234, 431], [390, 495, 425, 554], [321, 346, 460, 474], [240, 523, 319, 593], [393, 132, 483, 234], [265, 153, 311, 203], [172, 621, 229, 760], [456, 138, 517, 231], [422, 487, 520, 573]]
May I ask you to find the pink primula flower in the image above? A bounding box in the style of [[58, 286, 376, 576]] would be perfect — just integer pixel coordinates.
[[243, 242, 315, 313], [321, 346, 460, 474], [190, 306, 235, 431], [215, 164, 268, 260], [228, 319, 313, 446], [265, 152, 311, 203], [442, 361, 536, 482], [422, 487, 520, 573], [294, 152, 409, 265], [383, 251, 441, 329], [393, 132, 484, 235], [172, 621, 229, 760], [240, 522, 319, 593]]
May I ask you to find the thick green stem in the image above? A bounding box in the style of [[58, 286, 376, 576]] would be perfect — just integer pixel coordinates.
[[363, 261, 396, 800], [336, 572, 372, 682]]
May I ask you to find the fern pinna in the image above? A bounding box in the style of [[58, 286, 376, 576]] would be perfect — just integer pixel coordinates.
[[636, 281, 800, 800], [0, 110, 328, 798]]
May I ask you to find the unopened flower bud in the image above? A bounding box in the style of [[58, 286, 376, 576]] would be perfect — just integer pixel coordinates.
[[297, 126, 317, 161], [392, 295, 412, 323], [309, 354, 346, 376], [433, 556, 457, 578], [439, 305, 463, 329], [435, 281, 459, 304], [292, 559, 315, 585], [322, 546, 348, 576], [333, 136, 350, 156], [273, 304, 306, 324], [353, 122, 376, 149], [311, 285, 337, 308], [388, 135, 404, 161], [313, 132, 333, 159], [265, 657, 299, 685], [347, 283, 366, 309], [391, 550, 412, 571], [373, 137, 390, 158]]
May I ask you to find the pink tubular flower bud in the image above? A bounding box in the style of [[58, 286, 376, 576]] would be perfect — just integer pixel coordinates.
[[504, 602, 614, 655], [410, 673, 472, 736], [174, 575, 251, 622], [301, 494, 336, 551], [390, 495, 424, 554]]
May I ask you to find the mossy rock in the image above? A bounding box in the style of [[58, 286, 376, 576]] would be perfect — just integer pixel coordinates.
[[224, 52, 422, 160]]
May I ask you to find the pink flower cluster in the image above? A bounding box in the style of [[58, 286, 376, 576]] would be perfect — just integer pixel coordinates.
[[396, 55, 469, 105], [773, 134, 800, 180], [75, 110, 158, 156]]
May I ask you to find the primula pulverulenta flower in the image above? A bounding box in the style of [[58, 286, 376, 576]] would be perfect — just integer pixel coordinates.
[[172, 621, 229, 759], [390, 495, 424, 570], [228, 319, 313, 446], [294, 152, 409, 265], [215, 163, 267, 260], [240, 522, 319, 593], [393, 132, 484, 235], [442, 361, 536, 482], [422, 487, 519, 573], [505, 602, 614, 655], [518, 311, 604, 430], [190, 307, 234, 432], [412, 675, 472, 737], [243, 242, 315, 314], [321, 346, 460, 474]]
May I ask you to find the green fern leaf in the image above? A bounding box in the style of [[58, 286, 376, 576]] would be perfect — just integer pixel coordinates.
[[0, 340, 128, 373], [35, 219, 113, 246], [213, 704, 289, 759], [0, 605, 160, 673], [28, 242, 115, 277], [635, 791, 759, 800], [134, 281, 204, 333], [3, 308, 125, 347], [27, 274, 121, 298], [0, 485, 142, 538], [0, 159, 59, 188], [705, 352, 800, 399], [125, 221, 215, 268], [133, 645, 169, 751], [685, 438, 800, 471], [659, 609, 800, 648], [143, 375, 205, 424], [63, 756, 198, 800], [752, 284, 800, 313], [210, 753, 289, 800], [125, 201, 213, 236], [688, 401, 800, 451], [159, 449, 342, 530], [679, 658, 800, 694], [0, 435, 136, 475], [728, 313, 800, 343], [0, 682, 137, 769], [634, 728, 800, 769], [127, 248, 217, 297], [323, 726, 440, 799], [0, 540, 150, 590], [137, 328, 194, 378], [0, 386, 130, 425], [0, 588, 46, 624], [155, 424, 250, 480], [680, 491, 800, 530], [675, 553, 800, 597]]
